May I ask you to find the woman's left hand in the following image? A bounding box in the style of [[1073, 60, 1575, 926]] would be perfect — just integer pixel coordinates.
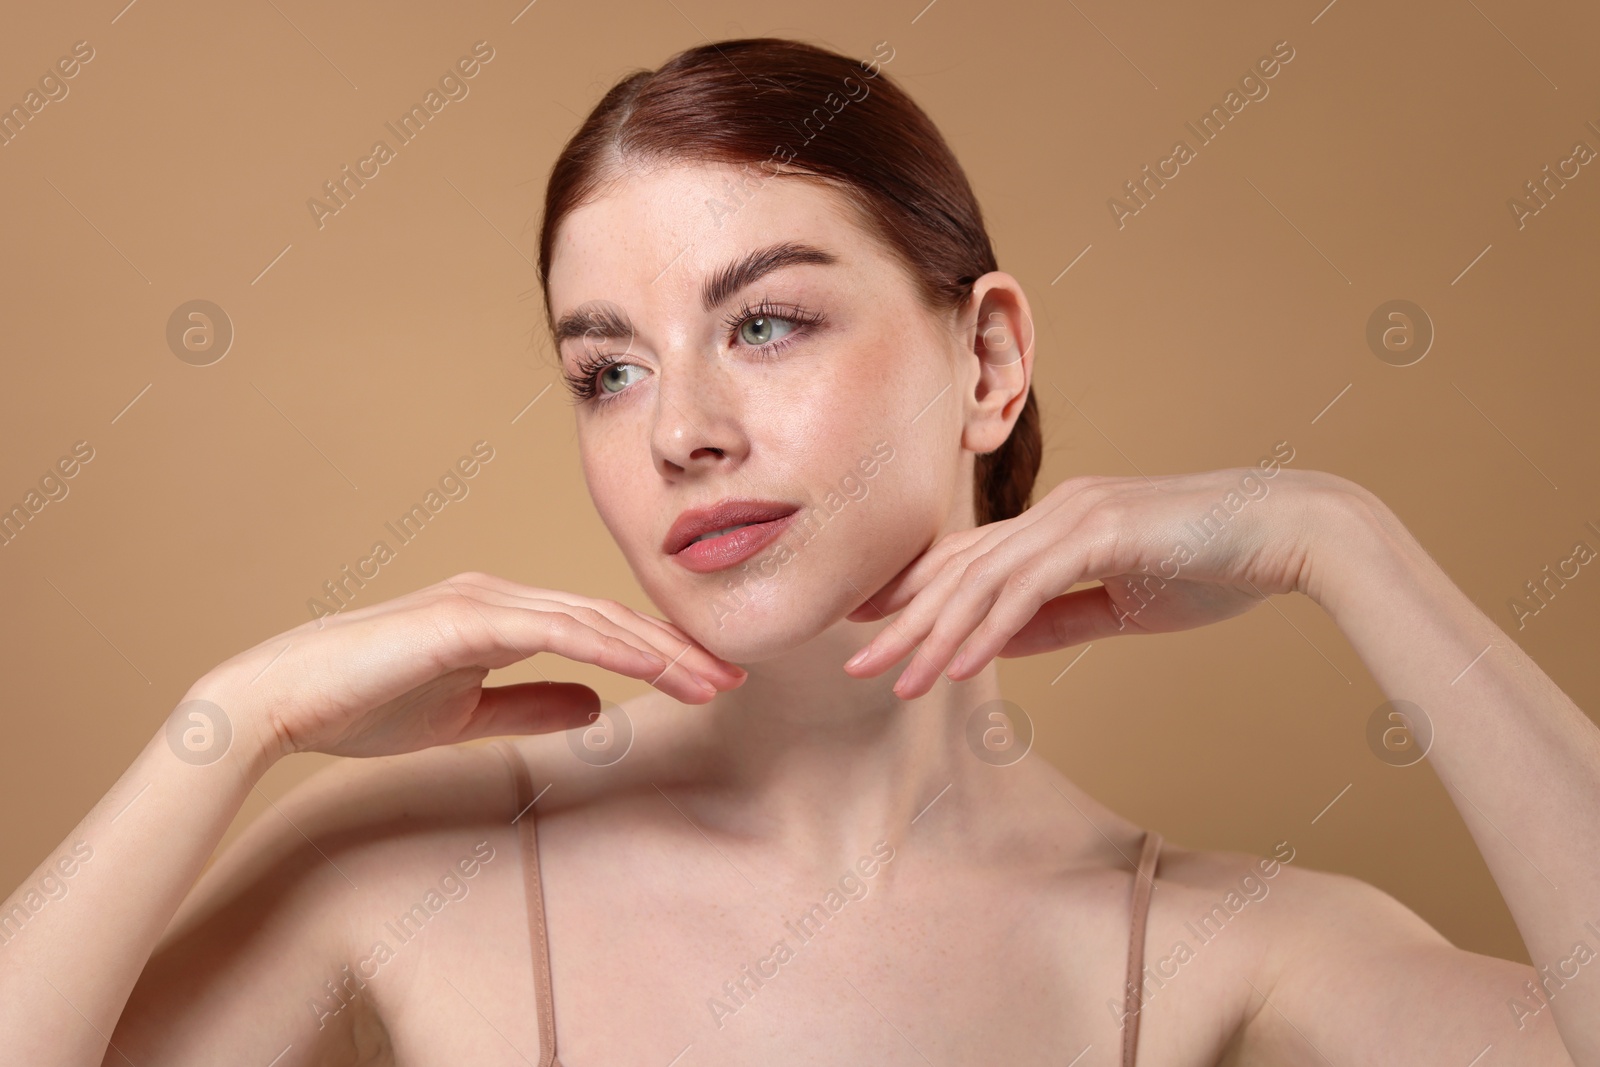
[[842, 463, 1364, 698]]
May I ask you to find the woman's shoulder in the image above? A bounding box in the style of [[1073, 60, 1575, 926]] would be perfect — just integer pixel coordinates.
[[1136, 835, 1455, 1038], [1147, 838, 1446, 945], [1141, 840, 1558, 1065], [189, 740, 529, 936], [1115, 838, 1456, 1064], [252, 738, 526, 852], [1018, 806, 1453, 994], [178, 738, 545, 966], [128, 740, 531, 1062]]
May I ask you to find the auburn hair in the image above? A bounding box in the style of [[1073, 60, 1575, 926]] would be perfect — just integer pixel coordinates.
[[536, 37, 1041, 525]]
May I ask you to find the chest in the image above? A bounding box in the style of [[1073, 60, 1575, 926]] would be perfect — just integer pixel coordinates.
[[357, 820, 1213, 1067]]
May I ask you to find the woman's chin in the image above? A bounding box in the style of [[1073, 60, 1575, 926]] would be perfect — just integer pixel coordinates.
[[676, 620, 811, 666], [661, 596, 842, 666]]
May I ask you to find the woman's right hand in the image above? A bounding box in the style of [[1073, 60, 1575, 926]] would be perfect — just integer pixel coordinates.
[[187, 571, 745, 763]]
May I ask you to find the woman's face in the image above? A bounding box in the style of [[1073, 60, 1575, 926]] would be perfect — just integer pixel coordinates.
[[545, 160, 993, 664]]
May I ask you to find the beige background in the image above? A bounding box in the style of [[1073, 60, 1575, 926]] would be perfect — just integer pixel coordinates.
[[2, 0, 1597, 967]]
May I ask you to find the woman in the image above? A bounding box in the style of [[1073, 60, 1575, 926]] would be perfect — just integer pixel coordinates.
[[3, 36, 1594, 1067]]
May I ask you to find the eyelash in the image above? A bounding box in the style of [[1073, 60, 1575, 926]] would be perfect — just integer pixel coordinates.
[[562, 299, 827, 406]]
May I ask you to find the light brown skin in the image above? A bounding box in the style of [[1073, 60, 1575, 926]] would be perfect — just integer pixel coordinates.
[[1, 161, 1593, 1066]]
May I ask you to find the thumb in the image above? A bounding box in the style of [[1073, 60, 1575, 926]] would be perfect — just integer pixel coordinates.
[[996, 587, 1128, 658], [466, 681, 600, 740]]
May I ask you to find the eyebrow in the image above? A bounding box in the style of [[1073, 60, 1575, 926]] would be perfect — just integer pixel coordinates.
[[552, 240, 839, 345]]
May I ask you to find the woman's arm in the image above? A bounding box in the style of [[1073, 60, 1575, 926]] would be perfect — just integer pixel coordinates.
[[840, 467, 1597, 1063], [0, 574, 745, 1065], [1294, 484, 1600, 1062], [0, 710, 326, 1065]]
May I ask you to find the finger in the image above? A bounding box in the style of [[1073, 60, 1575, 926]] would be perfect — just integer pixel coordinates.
[[888, 580, 1004, 698], [847, 528, 990, 621], [528, 597, 728, 690], [845, 526, 1046, 678], [438, 600, 717, 704], [843, 564, 966, 679], [944, 581, 1088, 683], [458, 681, 602, 741], [442, 577, 743, 687], [585, 600, 746, 685], [891, 544, 1068, 697], [436, 581, 731, 692], [876, 556, 1036, 697], [844, 529, 982, 621], [992, 586, 1131, 658], [458, 593, 685, 675]]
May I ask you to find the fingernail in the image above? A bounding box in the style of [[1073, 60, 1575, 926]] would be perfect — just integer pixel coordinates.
[[845, 648, 870, 670]]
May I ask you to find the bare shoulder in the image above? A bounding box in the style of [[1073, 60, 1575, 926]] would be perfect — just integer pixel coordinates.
[[1148, 838, 1443, 950], [1135, 841, 1574, 1066], [181, 740, 523, 922], [112, 740, 525, 1067], [1139, 838, 1448, 1002]]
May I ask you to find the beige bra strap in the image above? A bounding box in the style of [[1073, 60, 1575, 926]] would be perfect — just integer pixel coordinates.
[[491, 740, 560, 1067], [1121, 830, 1164, 1067]]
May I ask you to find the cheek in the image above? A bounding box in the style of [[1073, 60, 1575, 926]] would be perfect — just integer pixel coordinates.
[[778, 340, 922, 449], [783, 330, 962, 523], [579, 434, 650, 549]]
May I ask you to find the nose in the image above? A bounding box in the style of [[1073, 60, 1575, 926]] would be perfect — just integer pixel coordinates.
[[649, 351, 749, 477]]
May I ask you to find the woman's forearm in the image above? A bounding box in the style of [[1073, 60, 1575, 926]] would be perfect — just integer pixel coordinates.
[[1309, 485, 1600, 1061], [0, 694, 278, 1066]]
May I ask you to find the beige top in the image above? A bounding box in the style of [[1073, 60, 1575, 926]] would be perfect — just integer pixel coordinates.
[[491, 739, 1164, 1067]]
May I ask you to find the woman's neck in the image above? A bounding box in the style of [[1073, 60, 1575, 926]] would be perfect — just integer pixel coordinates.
[[670, 618, 1019, 872]]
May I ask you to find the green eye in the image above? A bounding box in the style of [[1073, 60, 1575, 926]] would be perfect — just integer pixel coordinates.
[[599, 363, 644, 394], [738, 315, 794, 347]]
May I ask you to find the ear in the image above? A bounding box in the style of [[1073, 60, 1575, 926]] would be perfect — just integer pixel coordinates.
[[959, 271, 1035, 456]]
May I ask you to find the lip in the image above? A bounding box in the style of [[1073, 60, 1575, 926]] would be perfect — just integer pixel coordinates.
[[663, 499, 802, 573]]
